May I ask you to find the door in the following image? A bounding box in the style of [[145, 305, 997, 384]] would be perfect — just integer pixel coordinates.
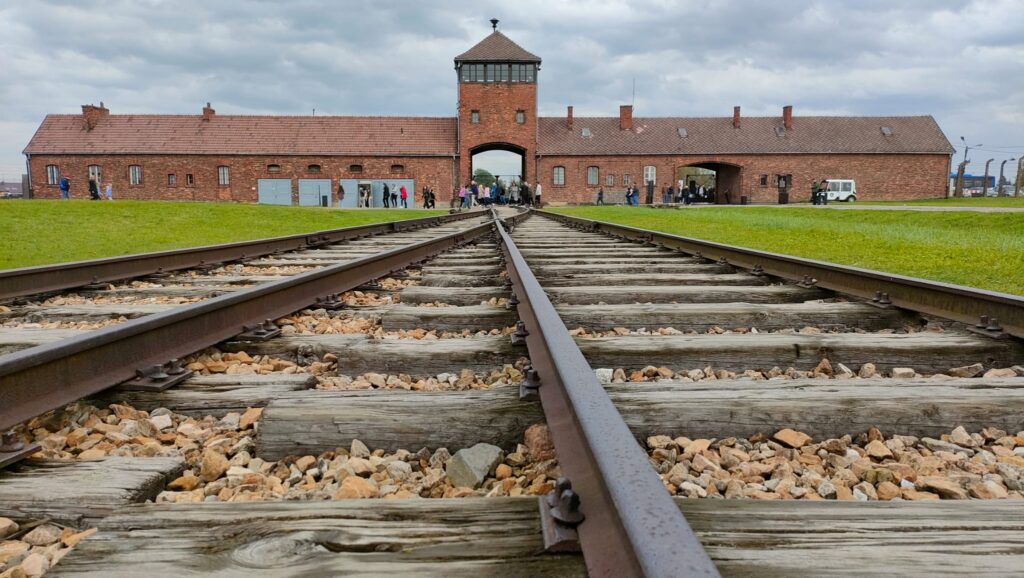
[[339, 179, 359, 208], [299, 179, 333, 207], [257, 179, 292, 205]]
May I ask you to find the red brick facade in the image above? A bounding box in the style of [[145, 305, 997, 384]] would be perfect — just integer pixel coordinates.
[[539, 153, 952, 204], [28, 154, 455, 204], [457, 82, 537, 185]]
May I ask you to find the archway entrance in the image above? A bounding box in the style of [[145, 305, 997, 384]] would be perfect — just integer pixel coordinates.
[[470, 143, 526, 189], [676, 162, 742, 204]]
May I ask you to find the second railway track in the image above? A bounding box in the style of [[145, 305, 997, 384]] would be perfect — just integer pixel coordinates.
[[0, 207, 1023, 577]]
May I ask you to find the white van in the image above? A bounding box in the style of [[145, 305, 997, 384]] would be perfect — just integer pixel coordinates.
[[824, 179, 857, 202]]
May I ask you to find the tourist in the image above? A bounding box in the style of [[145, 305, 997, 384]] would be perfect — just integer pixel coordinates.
[[400, 184, 408, 208], [522, 181, 532, 206], [105, 183, 113, 200], [390, 184, 398, 208], [697, 183, 706, 201], [459, 185, 468, 209], [534, 182, 542, 206], [59, 176, 70, 200], [382, 182, 390, 208], [596, 187, 604, 205], [337, 182, 345, 206], [811, 179, 820, 205], [510, 181, 520, 205], [481, 184, 491, 206], [662, 183, 671, 204], [88, 177, 100, 200], [819, 179, 829, 205], [645, 179, 654, 204]]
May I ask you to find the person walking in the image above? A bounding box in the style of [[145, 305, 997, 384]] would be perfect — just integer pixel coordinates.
[[661, 183, 671, 204], [697, 183, 706, 201], [811, 179, 821, 205], [59, 176, 71, 200], [382, 182, 391, 208], [819, 179, 829, 205], [510, 181, 520, 205], [390, 184, 398, 208], [534, 182, 542, 206], [596, 187, 604, 205], [337, 181, 345, 206], [459, 184, 468, 209], [105, 183, 113, 200], [88, 177, 100, 200], [399, 184, 408, 208]]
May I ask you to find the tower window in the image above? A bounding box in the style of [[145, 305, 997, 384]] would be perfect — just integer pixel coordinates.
[[553, 166, 566, 186], [471, 110, 480, 124], [515, 110, 525, 124]]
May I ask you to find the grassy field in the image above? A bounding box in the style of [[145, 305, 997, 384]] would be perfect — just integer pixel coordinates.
[[549, 206, 1024, 295], [858, 196, 1024, 207], [0, 200, 447, 270]]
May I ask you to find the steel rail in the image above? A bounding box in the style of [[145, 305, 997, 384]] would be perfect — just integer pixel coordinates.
[[537, 209, 1024, 338], [0, 219, 494, 433], [494, 214, 719, 578], [0, 209, 485, 301]]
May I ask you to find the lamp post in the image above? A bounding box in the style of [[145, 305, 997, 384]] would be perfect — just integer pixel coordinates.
[[957, 136, 982, 197], [981, 158, 995, 197], [999, 158, 1016, 197]]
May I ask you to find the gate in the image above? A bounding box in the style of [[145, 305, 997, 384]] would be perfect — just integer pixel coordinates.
[[257, 179, 292, 205], [298, 179, 333, 207]]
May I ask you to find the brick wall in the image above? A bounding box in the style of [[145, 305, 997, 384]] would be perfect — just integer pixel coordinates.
[[457, 82, 537, 184], [27, 154, 456, 204], [537, 153, 951, 204]]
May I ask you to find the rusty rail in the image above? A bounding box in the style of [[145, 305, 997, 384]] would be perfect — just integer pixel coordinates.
[[493, 212, 719, 577], [537, 209, 1024, 339], [0, 209, 485, 301], [0, 219, 493, 434]]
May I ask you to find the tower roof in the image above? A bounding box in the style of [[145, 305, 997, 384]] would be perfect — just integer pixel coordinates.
[[454, 31, 541, 63]]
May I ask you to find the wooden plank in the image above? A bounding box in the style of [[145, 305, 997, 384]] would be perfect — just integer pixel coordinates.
[[257, 387, 541, 459], [47, 499, 584, 578], [534, 271, 750, 286], [0, 327, 86, 355], [95, 374, 316, 416], [0, 457, 184, 525], [420, 274, 512, 287], [576, 331, 1024, 373], [532, 262, 733, 275], [400, 286, 508, 305], [683, 499, 1024, 576], [254, 378, 1024, 458], [555, 302, 916, 331], [381, 304, 515, 331], [3, 303, 175, 320], [545, 284, 809, 301], [80, 286, 237, 299], [223, 334, 523, 375]]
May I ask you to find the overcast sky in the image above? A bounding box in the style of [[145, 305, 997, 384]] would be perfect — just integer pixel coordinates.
[[1, 0, 1022, 184]]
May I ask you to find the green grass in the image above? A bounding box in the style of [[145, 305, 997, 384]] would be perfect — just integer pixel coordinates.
[[0, 200, 447, 270], [549, 206, 1024, 295], [857, 196, 1024, 207]]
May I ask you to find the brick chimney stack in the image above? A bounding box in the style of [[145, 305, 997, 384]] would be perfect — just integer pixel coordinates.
[[783, 105, 793, 131], [202, 102, 216, 122], [733, 106, 741, 128], [81, 102, 109, 131], [619, 105, 633, 130], [566, 105, 573, 129]]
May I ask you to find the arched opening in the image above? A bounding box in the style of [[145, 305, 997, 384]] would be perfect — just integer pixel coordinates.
[[676, 162, 743, 204], [469, 142, 526, 189]]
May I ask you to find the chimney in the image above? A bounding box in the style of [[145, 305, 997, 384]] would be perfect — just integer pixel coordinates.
[[619, 105, 633, 131], [783, 105, 793, 131], [81, 102, 109, 131], [566, 105, 573, 129], [733, 106, 741, 128], [202, 102, 216, 122]]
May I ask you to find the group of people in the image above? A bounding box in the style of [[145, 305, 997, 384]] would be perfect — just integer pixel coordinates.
[[456, 179, 541, 209], [341, 182, 437, 208], [58, 177, 112, 200], [810, 179, 831, 205], [609, 179, 712, 206]]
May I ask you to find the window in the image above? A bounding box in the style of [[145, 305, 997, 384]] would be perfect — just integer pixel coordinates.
[[759, 174, 768, 187], [167, 174, 176, 186], [88, 165, 102, 183], [515, 110, 525, 124], [623, 174, 631, 185], [587, 166, 599, 186], [581, 128, 591, 137], [390, 164, 405, 173], [841, 181, 852, 192], [511, 64, 535, 83], [495, 64, 509, 82], [217, 166, 230, 186], [307, 164, 321, 174], [128, 165, 142, 185], [349, 164, 363, 173], [186, 173, 194, 186], [267, 164, 281, 173], [46, 165, 59, 185], [606, 175, 615, 186], [553, 166, 566, 186], [485, 64, 496, 82], [460, 63, 485, 82], [471, 110, 480, 124], [643, 166, 656, 184]]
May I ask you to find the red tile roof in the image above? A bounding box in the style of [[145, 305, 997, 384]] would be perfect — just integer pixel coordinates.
[[24, 114, 458, 156], [538, 115, 954, 156], [454, 31, 541, 63]]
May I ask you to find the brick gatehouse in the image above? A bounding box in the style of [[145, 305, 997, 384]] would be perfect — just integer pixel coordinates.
[[23, 25, 953, 205]]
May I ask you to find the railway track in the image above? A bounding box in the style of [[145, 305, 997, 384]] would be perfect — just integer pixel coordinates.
[[0, 206, 1022, 577]]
